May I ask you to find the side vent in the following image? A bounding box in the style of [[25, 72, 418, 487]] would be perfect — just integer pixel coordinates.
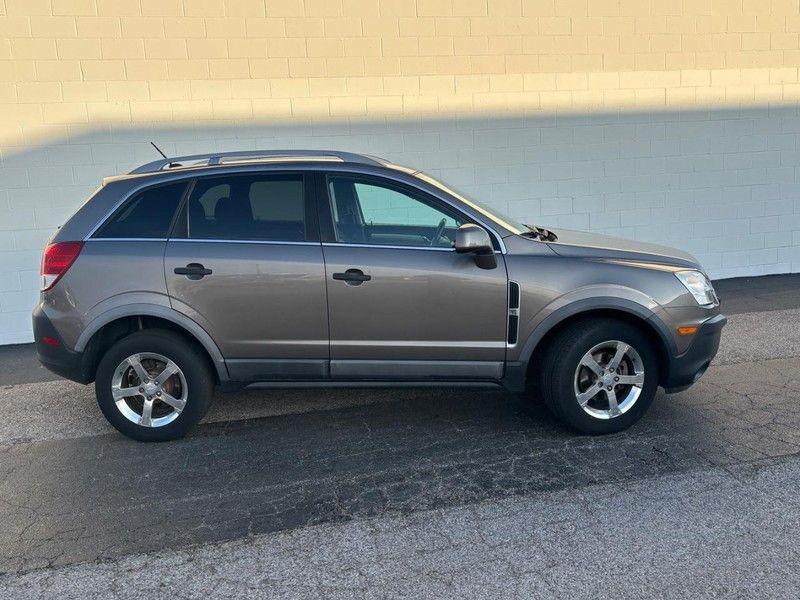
[[507, 281, 520, 345]]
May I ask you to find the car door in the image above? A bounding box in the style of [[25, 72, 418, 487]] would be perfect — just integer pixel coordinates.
[[318, 172, 509, 381], [164, 171, 329, 381]]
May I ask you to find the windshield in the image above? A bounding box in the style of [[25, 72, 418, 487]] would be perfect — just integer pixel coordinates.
[[412, 171, 527, 235]]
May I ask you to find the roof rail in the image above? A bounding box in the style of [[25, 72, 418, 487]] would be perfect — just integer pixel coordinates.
[[129, 149, 384, 174]]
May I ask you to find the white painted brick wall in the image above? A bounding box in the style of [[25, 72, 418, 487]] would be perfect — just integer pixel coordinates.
[[1, 108, 800, 344]]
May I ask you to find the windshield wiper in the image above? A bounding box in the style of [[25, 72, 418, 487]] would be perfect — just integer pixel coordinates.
[[522, 224, 558, 242]]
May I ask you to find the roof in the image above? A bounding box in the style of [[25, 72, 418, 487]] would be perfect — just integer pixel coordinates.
[[129, 149, 386, 174]]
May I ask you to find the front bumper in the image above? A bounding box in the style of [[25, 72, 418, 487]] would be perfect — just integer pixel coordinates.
[[662, 312, 726, 393], [32, 303, 92, 384]]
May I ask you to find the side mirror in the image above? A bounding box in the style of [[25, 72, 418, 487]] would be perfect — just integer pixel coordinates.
[[454, 224, 497, 269]]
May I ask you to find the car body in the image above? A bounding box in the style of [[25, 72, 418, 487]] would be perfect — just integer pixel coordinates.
[[32, 150, 726, 440]]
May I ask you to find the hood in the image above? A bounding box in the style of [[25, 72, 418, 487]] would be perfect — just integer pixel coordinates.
[[541, 228, 701, 269]]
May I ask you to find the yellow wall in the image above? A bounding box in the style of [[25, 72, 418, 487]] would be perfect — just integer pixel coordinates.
[[2, 0, 800, 343], [2, 0, 800, 146]]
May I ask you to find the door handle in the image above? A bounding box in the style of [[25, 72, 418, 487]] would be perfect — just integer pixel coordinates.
[[174, 263, 212, 280], [332, 268, 371, 285]]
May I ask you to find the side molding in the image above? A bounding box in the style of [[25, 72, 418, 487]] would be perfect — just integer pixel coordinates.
[[74, 303, 229, 381]]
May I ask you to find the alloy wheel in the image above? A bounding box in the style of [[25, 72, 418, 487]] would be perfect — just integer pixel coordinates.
[[573, 340, 645, 420], [111, 352, 188, 428]]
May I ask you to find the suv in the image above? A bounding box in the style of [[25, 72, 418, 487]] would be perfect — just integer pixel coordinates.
[[32, 150, 726, 441]]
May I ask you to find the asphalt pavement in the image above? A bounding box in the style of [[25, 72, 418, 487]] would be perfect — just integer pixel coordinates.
[[1, 275, 799, 598]]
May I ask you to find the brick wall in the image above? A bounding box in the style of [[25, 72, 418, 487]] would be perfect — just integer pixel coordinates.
[[1, 0, 800, 343]]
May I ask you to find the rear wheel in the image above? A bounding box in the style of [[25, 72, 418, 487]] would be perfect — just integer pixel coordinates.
[[95, 330, 214, 441], [538, 319, 659, 434]]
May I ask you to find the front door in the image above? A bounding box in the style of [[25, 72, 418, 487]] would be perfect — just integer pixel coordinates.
[[164, 171, 329, 381], [319, 173, 508, 381]]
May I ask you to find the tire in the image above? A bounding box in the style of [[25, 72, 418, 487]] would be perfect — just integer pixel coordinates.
[[94, 329, 214, 442], [538, 318, 659, 435]]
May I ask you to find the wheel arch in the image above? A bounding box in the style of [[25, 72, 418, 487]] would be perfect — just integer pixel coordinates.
[[75, 304, 229, 384], [510, 297, 676, 392]]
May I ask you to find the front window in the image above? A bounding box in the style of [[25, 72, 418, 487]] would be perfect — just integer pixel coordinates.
[[327, 176, 465, 248]]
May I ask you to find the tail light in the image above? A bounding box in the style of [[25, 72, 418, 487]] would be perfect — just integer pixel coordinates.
[[40, 241, 83, 291]]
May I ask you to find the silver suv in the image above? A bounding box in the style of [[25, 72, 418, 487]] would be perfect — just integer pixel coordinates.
[[32, 150, 726, 441]]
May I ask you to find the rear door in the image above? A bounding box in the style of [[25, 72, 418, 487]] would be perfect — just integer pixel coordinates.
[[318, 172, 509, 381], [164, 171, 329, 381]]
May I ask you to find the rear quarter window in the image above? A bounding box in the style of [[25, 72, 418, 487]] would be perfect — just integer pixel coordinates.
[[94, 182, 186, 239]]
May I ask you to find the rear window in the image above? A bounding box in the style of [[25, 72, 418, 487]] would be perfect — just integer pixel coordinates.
[[95, 182, 186, 239], [186, 174, 306, 242]]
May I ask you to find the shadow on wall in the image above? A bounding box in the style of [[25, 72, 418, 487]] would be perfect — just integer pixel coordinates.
[[1, 105, 799, 343]]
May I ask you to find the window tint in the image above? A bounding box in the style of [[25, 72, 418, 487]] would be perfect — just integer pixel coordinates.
[[95, 182, 186, 239], [355, 182, 460, 228], [187, 174, 306, 242], [328, 177, 464, 248]]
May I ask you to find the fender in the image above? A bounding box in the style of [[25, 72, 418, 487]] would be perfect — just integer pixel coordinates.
[[503, 292, 677, 393], [75, 303, 229, 382], [518, 295, 677, 365]]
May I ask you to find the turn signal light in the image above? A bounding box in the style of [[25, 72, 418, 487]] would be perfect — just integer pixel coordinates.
[[677, 326, 698, 336]]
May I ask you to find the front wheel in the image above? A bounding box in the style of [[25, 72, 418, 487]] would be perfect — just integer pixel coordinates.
[[95, 330, 214, 441], [538, 319, 659, 434]]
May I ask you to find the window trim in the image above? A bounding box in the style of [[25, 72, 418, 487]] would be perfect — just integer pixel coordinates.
[[89, 180, 190, 241], [169, 238, 320, 247], [322, 242, 456, 252], [169, 171, 320, 244], [316, 172, 505, 253], [85, 237, 170, 243]]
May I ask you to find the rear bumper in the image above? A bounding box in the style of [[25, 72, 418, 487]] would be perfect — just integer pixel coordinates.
[[32, 304, 92, 384], [662, 313, 726, 393]]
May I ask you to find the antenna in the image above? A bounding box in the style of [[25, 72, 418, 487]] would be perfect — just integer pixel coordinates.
[[150, 142, 168, 160]]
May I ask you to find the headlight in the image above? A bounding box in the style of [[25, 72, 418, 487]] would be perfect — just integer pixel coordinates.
[[675, 270, 719, 307]]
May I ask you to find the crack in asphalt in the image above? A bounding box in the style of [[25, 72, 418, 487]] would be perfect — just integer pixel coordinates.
[[1, 306, 799, 593], [5, 452, 800, 598], [1, 352, 800, 575]]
